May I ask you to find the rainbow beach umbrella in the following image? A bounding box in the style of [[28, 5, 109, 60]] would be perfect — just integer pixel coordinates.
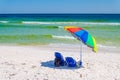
[[64, 26, 97, 66]]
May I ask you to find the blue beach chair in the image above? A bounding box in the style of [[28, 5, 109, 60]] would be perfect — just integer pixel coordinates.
[[54, 52, 65, 67], [65, 57, 77, 67]]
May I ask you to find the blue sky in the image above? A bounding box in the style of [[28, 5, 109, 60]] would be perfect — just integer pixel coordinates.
[[0, 0, 120, 13]]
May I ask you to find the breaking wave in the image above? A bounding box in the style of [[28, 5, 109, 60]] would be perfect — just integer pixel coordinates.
[[0, 21, 9, 23], [52, 35, 75, 39], [1, 20, 120, 26], [79, 22, 120, 26], [20, 21, 120, 26]]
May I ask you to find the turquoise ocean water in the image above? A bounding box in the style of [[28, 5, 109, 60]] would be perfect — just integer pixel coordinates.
[[0, 14, 120, 47]]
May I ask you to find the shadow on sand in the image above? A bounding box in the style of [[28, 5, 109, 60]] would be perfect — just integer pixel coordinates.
[[41, 60, 81, 70]]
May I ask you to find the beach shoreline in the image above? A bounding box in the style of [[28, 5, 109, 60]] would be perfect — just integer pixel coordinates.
[[0, 44, 120, 80]]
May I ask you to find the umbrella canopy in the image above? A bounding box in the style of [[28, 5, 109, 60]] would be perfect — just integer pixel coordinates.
[[64, 26, 97, 52]]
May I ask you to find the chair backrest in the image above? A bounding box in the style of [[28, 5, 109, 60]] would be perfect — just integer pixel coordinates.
[[55, 52, 63, 60], [54, 52, 65, 66], [65, 57, 76, 67]]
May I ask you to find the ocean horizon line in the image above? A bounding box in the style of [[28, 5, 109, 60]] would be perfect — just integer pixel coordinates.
[[0, 13, 120, 15]]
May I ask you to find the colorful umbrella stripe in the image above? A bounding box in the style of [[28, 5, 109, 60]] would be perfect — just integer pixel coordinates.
[[64, 26, 97, 52]]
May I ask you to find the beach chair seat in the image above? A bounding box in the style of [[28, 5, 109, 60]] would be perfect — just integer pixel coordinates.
[[54, 52, 65, 66], [65, 57, 76, 67]]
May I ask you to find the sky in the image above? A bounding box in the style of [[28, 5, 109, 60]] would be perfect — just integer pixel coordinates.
[[0, 0, 120, 14]]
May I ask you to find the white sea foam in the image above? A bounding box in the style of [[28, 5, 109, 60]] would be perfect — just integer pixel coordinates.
[[0, 21, 8, 23], [21, 21, 120, 26], [80, 22, 120, 26], [22, 21, 73, 25], [52, 35, 75, 39], [1, 20, 120, 26], [97, 44, 119, 49], [58, 26, 64, 29], [22, 21, 55, 24]]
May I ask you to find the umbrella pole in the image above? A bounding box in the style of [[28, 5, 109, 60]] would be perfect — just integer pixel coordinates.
[[79, 42, 82, 67]]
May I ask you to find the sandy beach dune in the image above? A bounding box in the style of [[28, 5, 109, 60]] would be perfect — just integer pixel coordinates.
[[0, 45, 120, 80]]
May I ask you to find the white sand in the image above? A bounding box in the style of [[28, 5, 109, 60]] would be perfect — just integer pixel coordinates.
[[0, 44, 120, 80]]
